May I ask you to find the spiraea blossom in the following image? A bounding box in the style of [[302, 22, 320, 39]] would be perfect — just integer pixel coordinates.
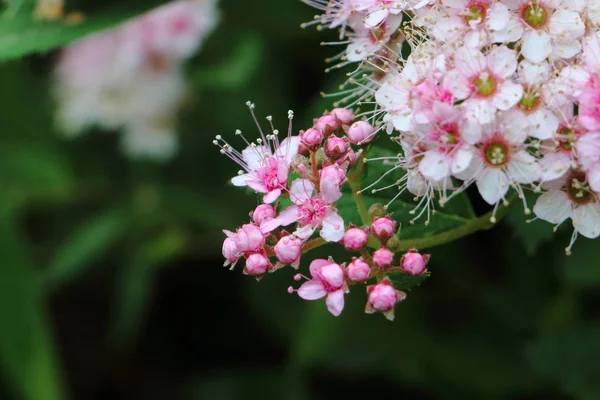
[[55, 0, 219, 161]]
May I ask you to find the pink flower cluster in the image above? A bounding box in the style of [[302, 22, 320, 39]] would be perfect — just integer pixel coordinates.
[[218, 104, 429, 319], [54, 0, 219, 161], [304, 0, 600, 253]]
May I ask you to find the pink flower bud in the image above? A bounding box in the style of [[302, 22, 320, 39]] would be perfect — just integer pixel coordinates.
[[347, 257, 371, 282], [373, 247, 394, 270], [274, 236, 303, 267], [342, 227, 369, 251], [235, 224, 265, 252], [244, 253, 270, 276], [324, 136, 348, 159], [222, 237, 240, 266], [318, 262, 345, 291], [371, 217, 396, 243], [301, 128, 323, 149], [365, 277, 406, 321], [401, 250, 430, 276], [331, 108, 354, 125], [315, 114, 339, 135], [252, 204, 276, 225], [336, 149, 359, 166], [347, 120, 375, 145]]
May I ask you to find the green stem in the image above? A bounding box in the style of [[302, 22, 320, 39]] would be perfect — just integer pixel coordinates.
[[347, 148, 370, 226]]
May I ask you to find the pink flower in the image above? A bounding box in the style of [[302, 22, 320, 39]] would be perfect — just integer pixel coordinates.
[[446, 46, 522, 124], [216, 106, 300, 204], [324, 136, 349, 159], [365, 277, 406, 321], [342, 226, 369, 251], [579, 90, 600, 132], [274, 235, 303, 269], [223, 224, 265, 253], [244, 253, 270, 276], [262, 179, 345, 242], [315, 114, 340, 135], [294, 258, 349, 317], [345, 13, 402, 62], [373, 247, 394, 270], [400, 249, 430, 276], [371, 216, 396, 242], [222, 237, 241, 268], [346, 120, 375, 145], [346, 257, 371, 282]]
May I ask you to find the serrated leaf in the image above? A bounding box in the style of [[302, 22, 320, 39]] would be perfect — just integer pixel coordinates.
[[0, 0, 168, 61], [45, 208, 128, 289], [0, 202, 64, 400]]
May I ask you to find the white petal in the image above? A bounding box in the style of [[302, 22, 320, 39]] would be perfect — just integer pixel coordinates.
[[527, 109, 559, 140], [231, 173, 253, 187], [533, 190, 571, 224], [454, 47, 486, 78], [492, 81, 523, 111], [522, 30, 552, 63], [450, 146, 474, 175], [289, 179, 315, 204], [486, 2, 509, 30], [476, 167, 509, 205], [464, 98, 496, 124], [518, 60, 551, 86], [407, 172, 428, 197], [491, 17, 523, 43], [365, 9, 389, 27], [553, 40, 582, 60], [539, 152, 571, 182], [548, 10, 585, 39], [506, 150, 539, 184], [320, 212, 345, 242], [488, 46, 518, 79], [587, 163, 600, 193], [241, 145, 269, 171], [444, 69, 472, 100], [418, 150, 449, 181], [573, 204, 600, 239], [442, 0, 468, 8], [277, 136, 300, 164]]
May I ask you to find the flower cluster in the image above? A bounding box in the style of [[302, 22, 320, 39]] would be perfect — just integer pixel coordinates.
[[54, 0, 219, 161], [218, 104, 430, 319], [304, 0, 600, 253]]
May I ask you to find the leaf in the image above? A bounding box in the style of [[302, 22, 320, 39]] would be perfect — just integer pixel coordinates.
[[45, 208, 128, 290], [527, 324, 600, 400], [561, 238, 600, 288], [388, 271, 429, 291], [506, 192, 554, 256], [0, 202, 65, 400], [0, 0, 169, 61]]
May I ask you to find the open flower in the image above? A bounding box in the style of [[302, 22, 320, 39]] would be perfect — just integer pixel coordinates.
[[292, 258, 349, 316]]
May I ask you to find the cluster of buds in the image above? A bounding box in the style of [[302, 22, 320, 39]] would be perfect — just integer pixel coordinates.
[[218, 104, 429, 319], [54, 0, 219, 161], [304, 0, 600, 254]]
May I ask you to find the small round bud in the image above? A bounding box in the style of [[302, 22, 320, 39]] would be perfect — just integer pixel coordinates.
[[342, 227, 369, 251], [347, 257, 371, 282], [368, 203, 386, 219], [366, 278, 406, 320], [371, 217, 397, 243], [315, 114, 339, 136], [235, 224, 265, 252], [347, 121, 375, 145], [324, 136, 348, 159], [245, 253, 269, 276], [222, 237, 240, 264], [373, 247, 394, 270], [252, 204, 275, 225], [274, 236, 303, 267], [301, 128, 323, 149], [331, 108, 354, 125], [386, 235, 400, 252], [401, 250, 429, 276]]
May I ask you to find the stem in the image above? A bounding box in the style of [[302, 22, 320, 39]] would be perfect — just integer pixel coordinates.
[[301, 237, 326, 255], [394, 195, 517, 252], [347, 148, 370, 226]]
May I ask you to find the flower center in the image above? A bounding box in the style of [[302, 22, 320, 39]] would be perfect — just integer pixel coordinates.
[[567, 172, 594, 205], [299, 198, 328, 225], [557, 126, 577, 151], [474, 72, 496, 97], [465, 4, 486, 25], [484, 142, 509, 167], [523, 4, 548, 29], [519, 90, 541, 111]]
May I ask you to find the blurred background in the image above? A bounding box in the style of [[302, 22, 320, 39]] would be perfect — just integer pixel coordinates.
[[1, 0, 600, 399]]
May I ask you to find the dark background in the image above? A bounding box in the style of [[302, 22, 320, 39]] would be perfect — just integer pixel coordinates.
[[1, 0, 599, 399]]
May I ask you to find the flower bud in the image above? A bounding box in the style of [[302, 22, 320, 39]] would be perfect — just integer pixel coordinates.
[[347, 257, 371, 282], [347, 120, 375, 145], [324, 136, 348, 159], [318, 262, 345, 291], [244, 253, 270, 276], [366, 278, 406, 320], [371, 217, 397, 243], [401, 249, 430, 276], [331, 108, 354, 125], [315, 114, 339, 136], [301, 128, 323, 149], [342, 227, 369, 251], [368, 203, 386, 219], [274, 236, 303, 268], [222, 237, 240, 266], [235, 224, 265, 252], [252, 204, 275, 225], [373, 247, 394, 270]]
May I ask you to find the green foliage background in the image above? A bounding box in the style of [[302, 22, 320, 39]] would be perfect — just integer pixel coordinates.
[[0, 0, 599, 399]]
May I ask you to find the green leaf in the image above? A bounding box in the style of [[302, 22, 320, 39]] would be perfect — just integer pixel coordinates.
[[0, 202, 65, 400], [0, 0, 168, 61], [45, 208, 128, 290], [562, 238, 600, 287], [389, 271, 429, 291]]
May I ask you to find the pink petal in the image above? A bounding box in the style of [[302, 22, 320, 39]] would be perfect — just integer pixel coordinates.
[[297, 280, 327, 300], [260, 205, 299, 233], [289, 179, 315, 204], [263, 189, 282, 204], [309, 259, 331, 278], [320, 212, 345, 242], [325, 290, 345, 317]]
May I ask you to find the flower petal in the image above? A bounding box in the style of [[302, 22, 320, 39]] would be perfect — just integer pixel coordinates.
[[476, 167, 509, 205], [289, 179, 315, 204], [418, 150, 449, 181], [522, 30, 552, 63], [320, 212, 345, 242], [297, 280, 327, 300], [263, 188, 282, 204], [573, 204, 600, 239], [325, 290, 346, 317], [533, 190, 571, 224]]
